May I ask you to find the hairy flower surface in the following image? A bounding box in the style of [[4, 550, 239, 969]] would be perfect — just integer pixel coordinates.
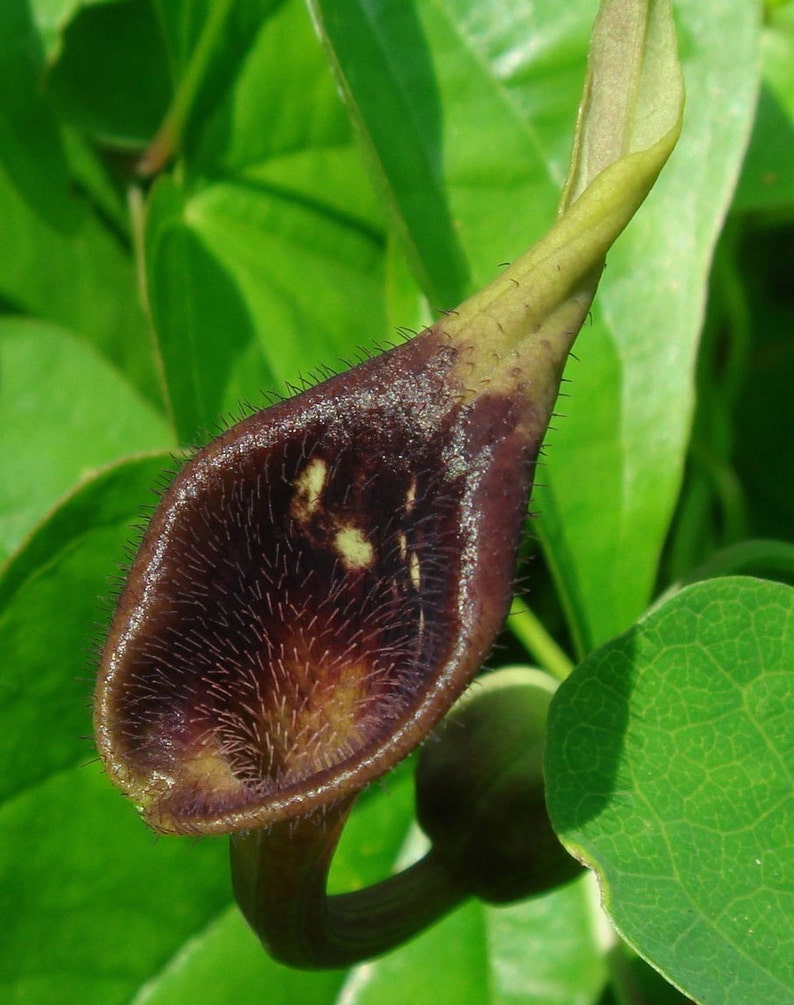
[[95, 329, 539, 834]]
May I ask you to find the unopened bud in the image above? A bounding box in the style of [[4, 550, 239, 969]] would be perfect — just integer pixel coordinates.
[[416, 667, 581, 903]]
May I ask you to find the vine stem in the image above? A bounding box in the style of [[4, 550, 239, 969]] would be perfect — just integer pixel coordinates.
[[230, 796, 467, 969], [137, 0, 236, 176], [509, 596, 574, 682]]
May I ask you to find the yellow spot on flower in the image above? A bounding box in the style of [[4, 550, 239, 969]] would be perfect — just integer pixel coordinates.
[[409, 549, 421, 590], [292, 458, 327, 522], [335, 525, 374, 570]]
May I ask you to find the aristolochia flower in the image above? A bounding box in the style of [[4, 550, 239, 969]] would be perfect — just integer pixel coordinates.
[[94, 0, 683, 969]]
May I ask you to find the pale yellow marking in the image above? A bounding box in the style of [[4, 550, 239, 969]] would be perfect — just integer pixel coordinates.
[[291, 457, 327, 522], [273, 655, 373, 782], [335, 524, 374, 570], [176, 740, 248, 801], [398, 531, 408, 560], [409, 549, 421, 591], [405, 476, 417, 512]]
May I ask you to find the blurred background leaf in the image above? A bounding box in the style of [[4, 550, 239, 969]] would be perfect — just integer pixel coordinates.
[[142, 0, 389, 442], [0, 318, 171, 560], [45, 0, 172, 150], [0, 0, 79, 229]]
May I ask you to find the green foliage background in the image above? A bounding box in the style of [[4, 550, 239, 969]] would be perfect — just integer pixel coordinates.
[[0, 1, 792, 1003]]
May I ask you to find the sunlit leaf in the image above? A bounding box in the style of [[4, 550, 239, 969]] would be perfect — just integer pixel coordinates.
[[0, 319, 171, 559], [0, 167, 156, 403], [143, 0, 387, 443], [547, 576, 794, 1005]]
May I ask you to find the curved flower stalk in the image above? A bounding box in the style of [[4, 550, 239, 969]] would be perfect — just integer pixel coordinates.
[[94, 0, 684, 970]]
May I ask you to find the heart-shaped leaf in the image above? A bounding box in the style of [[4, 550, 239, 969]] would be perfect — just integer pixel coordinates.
[[546, 576, 794, 1005]]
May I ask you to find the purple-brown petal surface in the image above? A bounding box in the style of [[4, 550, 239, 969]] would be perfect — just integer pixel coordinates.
[[94, 329, 541, 834]]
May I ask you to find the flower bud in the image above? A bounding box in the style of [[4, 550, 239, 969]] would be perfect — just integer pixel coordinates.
[[415, 667, 581, 903]]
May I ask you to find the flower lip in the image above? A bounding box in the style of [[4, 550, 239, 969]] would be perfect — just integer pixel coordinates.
[[94, 328, 539, 835]]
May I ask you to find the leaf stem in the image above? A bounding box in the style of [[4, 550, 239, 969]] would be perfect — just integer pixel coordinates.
[[137, 0, 236, 176], [508, 596, 574, 682]]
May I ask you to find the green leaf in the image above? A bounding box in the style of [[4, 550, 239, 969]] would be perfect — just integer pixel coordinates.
[[151, 0, 284, 172], [0, 456, 171, 800], [28, 0, 126, 62], [308, 0, 589, 308], [0, 0, 78, 229], [187, 0, 382, 236], [533, 0, 762, 652], [144, 169, 386, 444], [676, 538, 794, 590], [0, 164, 157, 405], [0, 765, 231, 1005], [126, 905, 345, 1005], [0, 318, 172, 560], [143, 176, 278, 441], [143, 0, 388, 443], [735, 4, 794, 211], [46, 0, 172, 149], [546, 576, 794, 1005]]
